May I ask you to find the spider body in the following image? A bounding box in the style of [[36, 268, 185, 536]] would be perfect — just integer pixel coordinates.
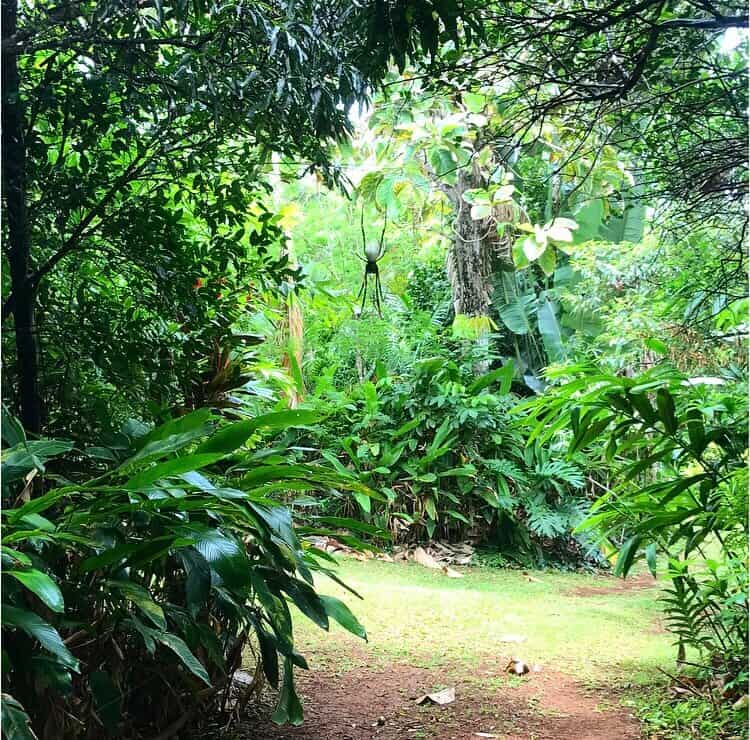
[[357, 210, 387, 317]]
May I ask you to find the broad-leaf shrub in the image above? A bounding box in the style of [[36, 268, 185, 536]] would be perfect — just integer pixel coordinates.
[[293, 357, 597, 566], [527, 366, 748, 682], [1, 409, 370, 738]]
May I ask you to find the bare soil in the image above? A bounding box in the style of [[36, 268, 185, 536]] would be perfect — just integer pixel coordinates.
[[235, 661, 641, 740], [567, 572, 658, 598], [214, 571, 662, 739]]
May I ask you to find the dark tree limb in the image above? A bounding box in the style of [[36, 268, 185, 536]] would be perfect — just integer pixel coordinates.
[[2, 0, 41, 433]]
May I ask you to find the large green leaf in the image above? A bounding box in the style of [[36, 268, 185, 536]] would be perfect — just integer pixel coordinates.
[[600, 198, 645, 244], [497, 294, 536, 335], [154, 631, 210, 685], [197, 410, 320, 455], [561, 307, 603, 337], [614, 536, 641, 577], [1, 407, 25, 447], [2, 440, 74, 483], [134, 408, 213, 451], [1, 693, 37, 740], [256, 626, 280, 688], [179, 549, 211, 618], [188, 528, 250, 589], [571, 198, 604, 242], [537, 297, 566, 362], [656, 388, 677, 434], [2, 606, 79, 671], [241, 463, 381, 499], [250, 503, 300, 551], [467, 362, 514, 395], [271, 659, 304, 726], [125, 426, 214, 467], [6, 570, 64, 614], [124, 453, 224, 489], [108, 580, 166, 630], [281, 579, 328, 629], [320, 595, 367, 640], [30, 655, 73, 696]]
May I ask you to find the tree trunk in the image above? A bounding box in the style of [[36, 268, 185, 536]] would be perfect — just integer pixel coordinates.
[[2, 0, 42, 434], [446, 167, 495, 318]]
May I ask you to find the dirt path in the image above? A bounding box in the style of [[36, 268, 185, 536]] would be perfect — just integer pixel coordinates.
[[228, 565, 662, 739], [239, 661, 640, 740]]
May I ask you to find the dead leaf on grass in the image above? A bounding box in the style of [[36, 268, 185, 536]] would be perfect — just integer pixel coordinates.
[[505, 658, 530, 675], [442, 565, 464, 578], [416, 687, 455, 705], [413, 547, 441, 569]]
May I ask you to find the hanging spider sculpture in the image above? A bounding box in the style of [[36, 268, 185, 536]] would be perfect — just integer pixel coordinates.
[[356, 210, 388, 318]]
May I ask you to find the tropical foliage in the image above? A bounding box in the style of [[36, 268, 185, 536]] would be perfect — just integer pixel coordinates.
[[2, 1, 747, 738], [1, 406, 376, 737]]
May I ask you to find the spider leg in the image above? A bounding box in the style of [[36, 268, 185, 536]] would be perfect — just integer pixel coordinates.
[[360, 276, 368, 315], [374, 272, 384, 318], [378, 212, 388, 252]]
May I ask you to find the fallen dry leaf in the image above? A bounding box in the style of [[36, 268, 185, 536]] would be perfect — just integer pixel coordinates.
[[505, 659, 530, 675], [416, 687, 455, 705], [413, 547, 441, 569], [442, 565, 464, 578], [733, 695, 749, 711]]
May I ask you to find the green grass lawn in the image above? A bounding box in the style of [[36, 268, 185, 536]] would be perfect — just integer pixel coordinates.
[[291, 558, 674, 684]]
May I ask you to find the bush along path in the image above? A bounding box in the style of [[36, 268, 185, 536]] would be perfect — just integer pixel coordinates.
[[233, 559, 675, 740]]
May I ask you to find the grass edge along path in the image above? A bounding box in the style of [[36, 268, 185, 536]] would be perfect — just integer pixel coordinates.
[[238, 558, 680, 739]]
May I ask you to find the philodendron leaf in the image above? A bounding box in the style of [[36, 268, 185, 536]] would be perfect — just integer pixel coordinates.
[[6, 570, 64, 613]]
